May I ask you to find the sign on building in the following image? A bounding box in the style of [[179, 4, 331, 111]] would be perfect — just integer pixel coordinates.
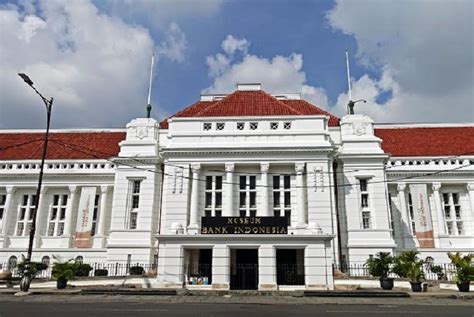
[[409, 184, 435, 248], [74, 187, 96, 248], [201, 216, 288, 234]]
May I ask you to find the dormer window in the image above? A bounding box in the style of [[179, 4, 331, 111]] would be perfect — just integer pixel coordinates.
[[203, 123, 212, 131], [237, 122, 245, 130], [270, 122, 279, 130], [283, 122, 291, 130], [250, 122, 258, 130], [216, 123, 225, 130]]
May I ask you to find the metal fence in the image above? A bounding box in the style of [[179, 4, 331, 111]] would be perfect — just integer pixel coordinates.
[[0, 262, 157, 279], [276, 264, 305, 285], [333, 263, 458, 282]]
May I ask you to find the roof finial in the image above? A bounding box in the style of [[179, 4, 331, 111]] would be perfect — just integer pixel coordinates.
[[146, 52, 155, 118]]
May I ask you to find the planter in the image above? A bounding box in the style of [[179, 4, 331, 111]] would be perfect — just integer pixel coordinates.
[[56, 279, 68, 289], [410, 281, 423, 292], [457, 281, 470, 292], [379, 277, 394, 290]]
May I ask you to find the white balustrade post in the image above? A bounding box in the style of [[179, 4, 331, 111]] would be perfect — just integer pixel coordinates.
[[432, 182, 446, 235], [224, 163, 234, 217], [259, 163, 270, 217], [295, 163, 307, 228], [188, 164, 201, 233]]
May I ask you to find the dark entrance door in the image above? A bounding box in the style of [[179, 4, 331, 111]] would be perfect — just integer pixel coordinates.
[[276, 249, 305, 285], [230, 249, 258, 290]]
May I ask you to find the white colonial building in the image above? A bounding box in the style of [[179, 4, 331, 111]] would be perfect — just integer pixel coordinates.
[[0, 83, 473, 290]]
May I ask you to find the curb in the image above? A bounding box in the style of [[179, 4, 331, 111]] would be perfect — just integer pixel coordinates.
[[81, 288, 177, 296], [304, 290, 409, 298]]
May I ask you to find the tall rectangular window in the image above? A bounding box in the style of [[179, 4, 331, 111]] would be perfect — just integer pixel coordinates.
[[0, 194, 6, 221], [16, 194, 36, 236], [129, 180, 141, 229], [442, 192, 463, 235], [239, 176, 257, 217], [204, 176, 223, 217], [359, 179, 371, 229], [408, 193, 416, 234], [273, 175, 291, 225], [388, 193, 395, 238], [47, 194, 68, 236], [91, 194, 100, 236]]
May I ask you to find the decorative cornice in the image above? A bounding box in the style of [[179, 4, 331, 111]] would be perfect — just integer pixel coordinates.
[[260, 162, 270, 173]]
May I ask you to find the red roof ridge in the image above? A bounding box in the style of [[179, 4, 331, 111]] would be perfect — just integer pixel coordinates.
[[194, 90, 302, 117]]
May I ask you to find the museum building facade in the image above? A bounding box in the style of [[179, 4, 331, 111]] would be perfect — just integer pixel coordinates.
[[0, 83, 473, 290]]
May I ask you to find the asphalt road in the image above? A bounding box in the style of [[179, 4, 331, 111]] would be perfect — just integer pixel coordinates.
[[0, 301, 473, 317]]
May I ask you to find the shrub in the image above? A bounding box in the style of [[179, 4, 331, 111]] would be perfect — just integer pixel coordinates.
[[448, 252, 474, 283], [94, 269, 108, 277], [74, 263, 93, 277], [393, 251, 424, 282], [366, 252, 393, 279], [428, 265, 445, 280], [52, 261, 75, 282], [16, 261, 48, 278], [129, 266, 144, 276]]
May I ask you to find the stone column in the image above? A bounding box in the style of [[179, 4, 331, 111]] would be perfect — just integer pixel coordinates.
[[259, 163, 270, 217], [258, 245, 276, 290], [188, 164, 201, 233], [64, 185, 78, 237], [224, 163, 234, 217], [397, 183, 410, 247], [211, 245, 230, 289], [467, 183, 474, 234], [97, 185, 110, 237], [1, 186, 16, 235], [432, 182, 446, 235], [295, 163, 307, 228]]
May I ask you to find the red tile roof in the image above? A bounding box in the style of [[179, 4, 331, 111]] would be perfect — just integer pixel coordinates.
[[374, 127, 474, 157], [0, 131, 125, 160], [159, 90, 340, 128]]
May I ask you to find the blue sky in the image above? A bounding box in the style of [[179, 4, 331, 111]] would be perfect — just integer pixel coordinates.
[[1, 0, 472, 128]]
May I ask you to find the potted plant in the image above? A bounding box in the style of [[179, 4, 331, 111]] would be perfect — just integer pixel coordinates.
[[448, 252, 473, 292], [51, 257, 75, 289], [393, 251, 425, 292], [366, 252, 394, 290]]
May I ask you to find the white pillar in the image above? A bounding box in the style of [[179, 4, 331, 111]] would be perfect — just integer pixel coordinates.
[[259, 163, 270, 217], [188, 164, 201, 232], [98, 185, 110, 236], [397, 183, 410, 247], [64, 185, 78, 236], [432, 182, 446, 235], [1, 186, 16, 236], [224, 163, 234, 217], [467, 183, 474, 235], [295, 163, 306, 228]]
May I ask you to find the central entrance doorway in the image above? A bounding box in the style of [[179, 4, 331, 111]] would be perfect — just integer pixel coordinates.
[[230, 249, 258, 290]]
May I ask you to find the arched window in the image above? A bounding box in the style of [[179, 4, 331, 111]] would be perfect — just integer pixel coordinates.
[[75, 256, 83, 264], [41, 256, 51, 267], [8, 256, 17, 270]]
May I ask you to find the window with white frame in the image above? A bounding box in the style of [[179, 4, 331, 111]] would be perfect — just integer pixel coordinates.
[[204, 176, 223, 217], [359, 179, 371, 229], [16, 194, 36, 236], [442, 192, 463, 235], [91, 194, 100, 236], [407, 193, 416, 234], [129, 180, 141, 229], [47, 194, 68, 236], [239, 176, 257, 217], [273, 175, 291, 225], [0, 194, 6, 221]]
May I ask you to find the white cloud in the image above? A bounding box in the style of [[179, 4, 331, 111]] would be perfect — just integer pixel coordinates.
[[157, 22, 187, 62], [221, 35, 249, 55], [0, 0, 190, 128], [203, 36, 328, 107], [327, 0, 474, 123]]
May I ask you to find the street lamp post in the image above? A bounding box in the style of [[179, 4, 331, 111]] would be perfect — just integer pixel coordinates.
[[17, 73, 53, 292]]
